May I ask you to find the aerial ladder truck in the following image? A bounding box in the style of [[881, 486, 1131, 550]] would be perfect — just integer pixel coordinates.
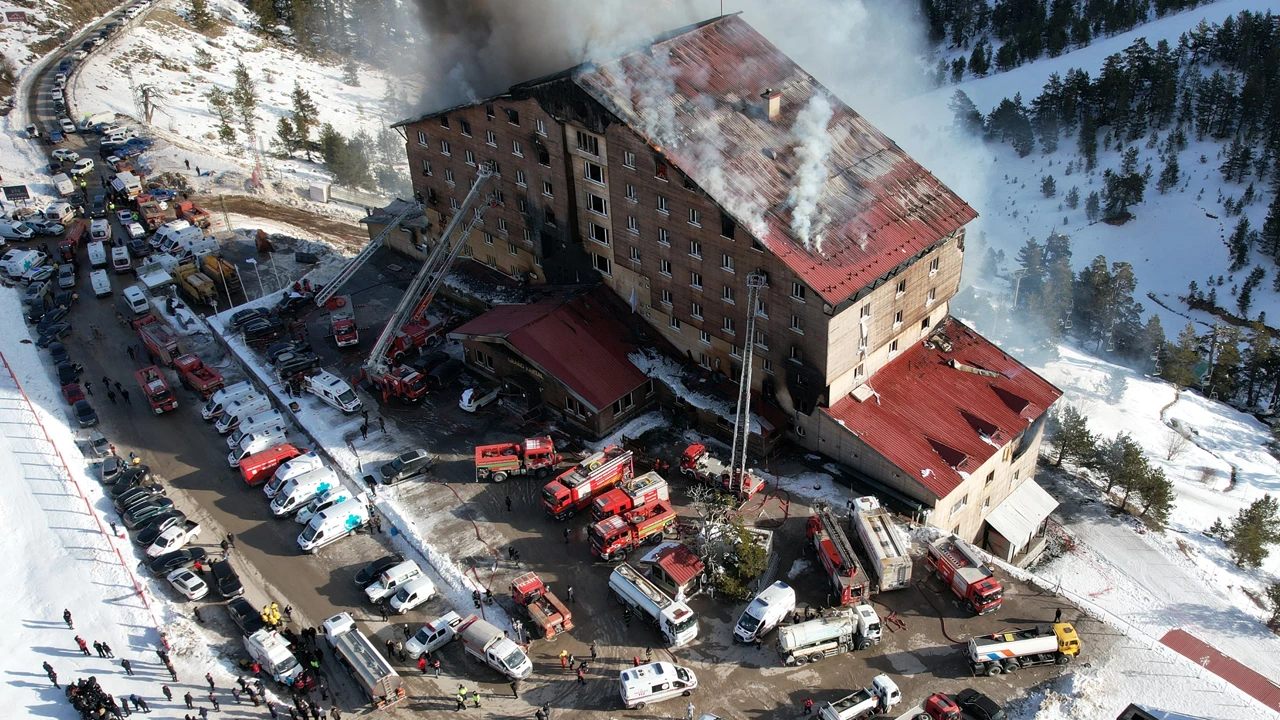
[[361, 166, 495, 403]]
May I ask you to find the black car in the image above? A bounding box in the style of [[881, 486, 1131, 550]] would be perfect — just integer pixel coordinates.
[[37, 306, 69, 333], [410, 350, 448, 375], [243, 317, 286, 342], [148, 547, 207, 577], [275, 351, 321, 378], [122, 497, 175, 529], [226, 597, 266, 635], [956, 689, 1004, 720], [112, 483, 164, 512], [108, 466, 154, 497], [426, 359, 465, 389], [49, 342, 70, 365], [56, 362, 84, 385], [275, 292, 314, 316], [38, 322, 72, 347], [53, 290, 78, 309], [353, 554, 405, 588], [98, 455, 126, 484], [265, 339, 311, 364], [378, 449, 436, 485], [228, 307, 272, 331], [209, 560, 244, 598], [126, 239, 150, 258], [89, 191, 107, 218], [134, 511, 186, 547], [72, 399, 98, 427]]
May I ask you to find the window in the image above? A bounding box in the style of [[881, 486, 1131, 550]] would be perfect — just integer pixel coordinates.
[[896, 279, 906, 296], [623, 151, 636, 169], [1003, 445, 1012, 462], [854, 363, 864, 379], [756, 299, 768, 318], [505, 108, 519, 125], [791, 282, 806, 301], [512, 140, 523, 157], [893, 310, 903, 327], [518, 199, 528, 213], [720, 212, 736, 239], [982, 498, 990, 511], [544, 207, 556, 226], [926, 288, 936, 306], [629, 246, 640, 262], [465, 149, 475, 166], [575, 131, 599, 156], [860, 303, 871, 319], [627, 216, 639, 233], [645, 379, 656, 397], [542, 181, 554, 198], [509, 264, 520, 277], [564, 396, 586, 418], [460, 120, 471, 136], [1014, 468, 1022, 481], [584, 161, 604, 184], [449, 197, 459, 210], [689, 240, 701, 258], [515, 170, 526, 187], [536, 118, 547, 136], [661, 289, 672, 305], [426, 188, 437, 204], [684, 175, 697, 191], [593, 253, 611, 276], [497, 218, 508, 232], [790, 346, 804, 363], [660, 259, 671, 277], [439, 116, 450, 129], [695, 352, 711, 369], [985, 471, 995, 486], [669, 316, 682, 331], [753, 330, 768, 349], [950, 494, 968, 517], [730, 343, 741, 357], [721, 286, 735, 304], [440, 139, 450, 155], [929, 256, 940, 275], [658, 228, 671, 246], [494, 189, 504, 204], [586, 193, 607, 216], [859, 334, 868, 351], [691, 302, 703, 320], [485, 104, 495, 119], [700, 329, 711, 345], [507, 242, 518, 257], [722, 317, 736, 334], [421, 159, 432, 176], [656, 195, 669, 214], [762, 358, 774, 374], [889, 339, 899, 354], [537, 147, 550, 166], [721, 254, 734, 272], [523, 228, 532, 242], [688, 208, 701, 226], [612, 392, 635, 416], [486, 130, 497, 146], [790, 315, 803, 334], [655, 160, 669, 181], [690, 271, 702, 290], [625, 183, 637, 201], [444, 168, 455, 185], [921, 316, 932, 331], [589, 223, 609, 246], [483, 232, 494, 246]]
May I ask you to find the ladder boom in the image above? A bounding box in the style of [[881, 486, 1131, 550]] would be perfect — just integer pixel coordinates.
[[313, 202, 421, 308], [728, 273, 766, 494]]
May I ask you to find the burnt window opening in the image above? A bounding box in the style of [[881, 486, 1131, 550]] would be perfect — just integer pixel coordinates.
[[485, 104, 495, 119], [439, 116, 450, 129], [720, 213, 736, 239], [425, 188, 437, 204], [655, 159, 669, 181], [683, 175, 696, 191], [460, 120, 471, 137], [544, 207, 557, 227], [505, 108, 520, 125], [537, 147, 550, 166]]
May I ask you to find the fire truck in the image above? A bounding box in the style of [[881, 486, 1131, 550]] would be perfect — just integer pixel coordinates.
[[509, 572, 573, 639], [174, 200, 212, 230], [135, 365, 178, 414], [172, 354, 225, 398], [133, 314, 182, 366], [328, 296, 358, 348], [368, 365, 428, 404], [474, 436, 560, 482], [589, 502, 676, 561], [679, 443, 765, 500], [925, 535, 1003, 615], [541, 446, 633, 521], [807, 502, 872, 605], [590, 471, 670, 521]]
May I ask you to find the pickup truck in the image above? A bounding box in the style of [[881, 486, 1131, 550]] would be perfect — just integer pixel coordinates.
[[144, 521, 200, 558], [173, 354, 225, 398], [457, 614, 532, 679]]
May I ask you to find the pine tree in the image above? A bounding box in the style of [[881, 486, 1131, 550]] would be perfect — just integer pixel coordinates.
[[1065, 186, 1080, 209], [1267, 581, 1280, 627], [1100, 433, 1146, 498], [1208, 326, 1243, 399], [273, 116, 297, 155], [1046, 404, 1095, 466], [343, 58, 360, 86], [1137, 467, 1175, 527], [318, 123, 344, 166], [205, 87, 236, 145], [1162, 322, 1203, 386], [246, 0, 276, 29], [289, 82, 319, 160], [1157, 155, 1180, 193], [189, 0, 214, 31], [231, 61, 258, 138], [1261, 191, 1280, 259], [1243, 322, 1272, 407], [969, 39, 991, 77], [1238, 265, 1265, 315], [1223, 495, 1280, 568], [950, 56, 966, 84], [1085, 191, 1101, 221], [949, 90, 984, 135], [1228, 217, 1252, 272], [1041, 175, 1057, 197], [1102, 148, 1147, 220], [1079, 115, 1098, 171]]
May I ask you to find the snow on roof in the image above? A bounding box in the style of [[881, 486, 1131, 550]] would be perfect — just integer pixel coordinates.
[[823, 318, 1061, 499], [983, 479, 1058, 551]]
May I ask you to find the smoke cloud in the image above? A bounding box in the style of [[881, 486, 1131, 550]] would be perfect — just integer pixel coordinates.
[[787, 94, 835, 251]]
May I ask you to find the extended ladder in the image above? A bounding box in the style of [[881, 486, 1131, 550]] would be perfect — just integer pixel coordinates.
[[313, 201, 423, 308], [728, 273, 767, 495], [816, 503, 860, 574]]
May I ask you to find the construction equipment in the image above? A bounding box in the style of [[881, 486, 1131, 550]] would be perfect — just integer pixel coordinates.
[[321, 612, 405, 709], [474, 436, 560, 482], [135, 365, 177, 414], [312, 203, 423, 309], [849, 496, 911, 592], [174, 263, 216, 305], [174, 200, 211, 230], [200, 254, 242, 297], [362, 166, 494, 402], [509, 572, 574, 639], [542, 445, 634, 520], [776, 604, 881, 665], [807, 502, 872, 605], [591, 471, 670, 521], [967, 623, 1079, 676], [924, 535, 1003, 615], [588, 502, 676, 561], [328, 296, 358, 347], [818, 675, 902, 720], [607, 563, 698, 647]]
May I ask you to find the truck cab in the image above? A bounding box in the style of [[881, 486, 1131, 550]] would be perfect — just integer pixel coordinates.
[[457, 615, 533, 679], [404, 611, 463, 658]]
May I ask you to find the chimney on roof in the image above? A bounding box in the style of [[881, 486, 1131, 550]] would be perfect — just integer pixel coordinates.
[[760, 88, 782, 122]]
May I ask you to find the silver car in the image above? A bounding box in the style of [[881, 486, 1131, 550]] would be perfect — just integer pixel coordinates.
[[57, 264, 76, 290]]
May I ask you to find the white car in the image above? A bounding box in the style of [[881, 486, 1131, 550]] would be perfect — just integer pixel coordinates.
[[125, 222, 145, 240], [389, 576, 437, 614], [146, 525, 197, 557], [71, 158, 95, 176], [71, 50, 88, 60], [58, 117, 76, 134], [51, 88, 63, 101], [404, 612, 462, 658], [459, 384, 500, 412], [52, 149, 79, 162], [166, 568, 208, 601]]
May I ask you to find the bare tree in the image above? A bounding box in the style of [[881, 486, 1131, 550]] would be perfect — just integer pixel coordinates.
[[1163, 431, 1191, 461], [134, 84, 165, 124]]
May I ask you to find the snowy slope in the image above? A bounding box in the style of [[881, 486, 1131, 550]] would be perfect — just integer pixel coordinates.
[[888, 0, 1279, 333]]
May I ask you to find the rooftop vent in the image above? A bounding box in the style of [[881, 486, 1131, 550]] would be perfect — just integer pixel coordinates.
[[761, 88, 782, 122]]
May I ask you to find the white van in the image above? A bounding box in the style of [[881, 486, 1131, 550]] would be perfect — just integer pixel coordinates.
[[175, 238, 219, 262], [226, 409, 286, 448], [53, 173, 75, 197], [90, 269, 112, 298], [619, 662, 699, 710], [304, 371, 362, 414], [45, 202, 76, 224], [111, 245, 132, 274], [389, 576, 437, 614], [264, 451, 325, 498], [156, 225, 203, 255], [150, 220, 191, 250], [121, 285, 149, 315], [295, 485, 355, 525], [269, 466, 338, 517], [734, 581, 796, 643], [364, 560, 422, 603], [87, 241, 108, 269], [0, 222, 34, 241], [2, 249, 42, 279], [214, 394, 271, 433], [297, 498, 369, 553], [90, 218, 112, 243], [201, 380, 254, 420], [227, 426, 288, 466]]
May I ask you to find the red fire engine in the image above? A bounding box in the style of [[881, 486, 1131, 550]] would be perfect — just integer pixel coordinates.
[[474, 436, 560, 482], [924, 535, 1003, 615], [588, 502, 676, 561], [590, 471, 670, 521], [135, 365, 178, 415], [541, 446, 633, 521], [509, 572, 573, 639], [807, 502, 871, 605], [679, 443, 765, 500]]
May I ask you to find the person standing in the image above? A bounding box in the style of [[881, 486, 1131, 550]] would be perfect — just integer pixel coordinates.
[[107, 389, 117, 404], [510, 679, 520, 698], [378, 416, 385, 434], [559, 650, 568, 669], [417, 655, 427, 674], [209, 694, 220, 711], [121, 659, 133, 675], [455, 686, 467, 712], [43, 661, 58, 688], [470, 691, 480, 709], [162, 685, 172, 702], [576, 666, 585, 685], [121, 389, 130, 405], [226, 533, 235, 548], [184, 692, 194, 709], [206, 673, 216, 692], [75, 636, 90, 656], [94, 641, 105, 657], [566, 586, 574, 603], [505, 495, 512, 511], [102, 642, 113, 658], [63, 609, 74, 629], [401, 623, 411, 640], [686, 702, 696, 720]]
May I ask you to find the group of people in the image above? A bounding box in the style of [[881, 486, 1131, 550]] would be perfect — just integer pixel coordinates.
[[62, 676, 147, 720]]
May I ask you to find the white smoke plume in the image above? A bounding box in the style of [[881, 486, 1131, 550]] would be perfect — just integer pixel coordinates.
[[787, 94, 835, 252]]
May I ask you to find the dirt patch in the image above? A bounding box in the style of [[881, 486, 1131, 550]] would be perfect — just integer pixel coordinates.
[[201, 194, 366, 249], [1174, 538, 1196, 561]]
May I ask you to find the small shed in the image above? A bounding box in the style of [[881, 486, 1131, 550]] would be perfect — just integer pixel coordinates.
[[637, 542, 704, 601]]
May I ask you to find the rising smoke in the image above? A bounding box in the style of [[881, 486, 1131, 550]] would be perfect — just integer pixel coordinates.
[[788, 95, 835, 252]]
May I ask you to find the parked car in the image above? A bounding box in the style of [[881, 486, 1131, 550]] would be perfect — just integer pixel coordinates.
[[72, 400, 98, 427], [98, 455, 126, 484], [148, 188, 177, 201], [265, 339, 311, 364], [57, 264, 76, 289], [29, 220, 66, 236], [275, 351, 321, 377], [956, 690, 1004, 720], [71, 158, 95, 176], [410, 350, 449, 375], [25, 265, 56, 284], [112, 483, 164, 511], [61, 383, 84, 405], [53, 290, 77, 310], [148, 547, 206, 576], [353, 554, 405, 588], [125, 223, 146, 242], [134, 511, 186, 547], [228, 307, 272, 331], [49, 342, 70, 365], [123, 497, 176, 529], [56, 362, 84, 385], [38, 322, 73, 347], [378, 449, 436, 485], [226, 597, 265, 635], [52, 149, 79, 163], [209, 560, 244, 598], [426, 359, 465, 389], [166, 567, 208, 601], [459, 383, 501, 412], [50, 130, 65, 144], [37, 307, 69, 331]]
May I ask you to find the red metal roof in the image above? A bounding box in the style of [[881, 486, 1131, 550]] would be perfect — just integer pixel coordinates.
[[449, 289, 648, 412], [1160, 629, 1280, 708], [822, 318, 1061, 499], [573, 16, 977, 306], [655, 543, 704, 586]]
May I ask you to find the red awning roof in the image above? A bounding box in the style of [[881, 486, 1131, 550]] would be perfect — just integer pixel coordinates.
[[822, 318, 1061, 499], [655, 543, 704, 586], [573, 15, 977, 306], [449, 289, 648, 412]]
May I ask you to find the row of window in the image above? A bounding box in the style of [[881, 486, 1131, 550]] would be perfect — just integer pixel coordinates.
[[434, 106, 549, 136]]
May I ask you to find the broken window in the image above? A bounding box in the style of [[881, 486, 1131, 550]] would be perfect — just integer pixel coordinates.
[[655, 160, 669, 181], [486, 104, 495, 119], [790, 315, 803, 334], [584, 160, 604, 184], [576, 131, 599, 156], [440, 116, 450, 129], [586, 193, 607, 216], [505, 108, 520, 125], [589, 223, 609, 246], [537, 146, 550, 166], [544, 207, 557, 226], [460, 120, 471, 136], [593, 253, 611, 276], [720, 213, 735, 239]]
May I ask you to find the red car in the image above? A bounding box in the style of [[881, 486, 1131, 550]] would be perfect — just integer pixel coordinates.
[[61, 383, 85, 405]]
